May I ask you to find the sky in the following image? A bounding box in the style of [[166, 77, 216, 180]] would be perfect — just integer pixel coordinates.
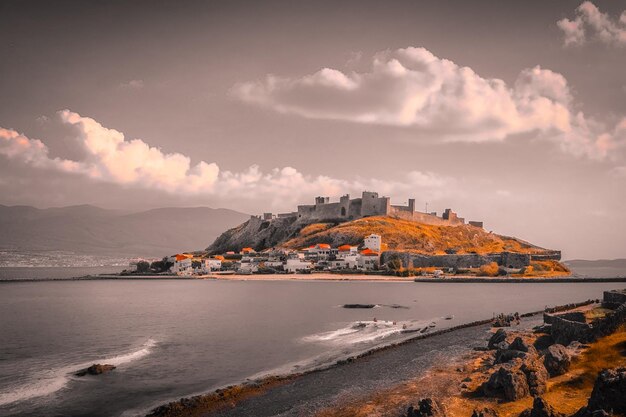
[[1, 0, 625, 260]]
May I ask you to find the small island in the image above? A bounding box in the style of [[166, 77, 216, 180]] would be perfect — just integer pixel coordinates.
[[125, 191, 571, 280]]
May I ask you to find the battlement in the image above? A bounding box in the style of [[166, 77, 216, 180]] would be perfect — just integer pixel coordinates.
[[261, 191, 482, 227]]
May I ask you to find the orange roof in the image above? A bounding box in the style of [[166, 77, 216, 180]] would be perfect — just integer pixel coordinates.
[[338, 244, 352, 252], [317, 243, 331, 249], [241, 247, 254, 252], [213, 255, 225, 261], [360, 248, 379, 256], [175, 254, 192, 261]]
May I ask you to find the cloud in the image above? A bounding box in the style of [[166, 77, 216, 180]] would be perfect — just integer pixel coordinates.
[[119, 79, 144, 89], [557, 2, 626, 46], [233, 46, 623, 159], [0, 111, 451, 206]]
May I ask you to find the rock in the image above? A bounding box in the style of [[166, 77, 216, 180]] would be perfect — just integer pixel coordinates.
[[518, 397, 565, 417], [75, 363, 116, 377], [471, 408, 499, 417], [510, 337, 531, 352], [483, 354, 549, 401], [543, 344, 571, 377], [495, 348, 528, 364], [488, 329, 508, 350], [405, 398, 442, 417], [482, 363, 530, 401], [343, 304, 376, 309], [587, 367, 626, 414], [520, 356, 549, 396]]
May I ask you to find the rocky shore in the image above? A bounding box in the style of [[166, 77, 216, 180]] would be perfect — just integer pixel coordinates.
[[144, 290, 626, 417]]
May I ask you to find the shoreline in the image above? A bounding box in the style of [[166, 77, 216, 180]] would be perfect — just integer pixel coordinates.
[[143, 299, 599, 417], [1, 273, 626, 283]]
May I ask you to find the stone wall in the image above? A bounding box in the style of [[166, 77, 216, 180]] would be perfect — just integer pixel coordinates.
[[380, 251, 531, 269], [546, 289, 626, 345], [603, 290, 626, 309], [529, 251, 562, 261]]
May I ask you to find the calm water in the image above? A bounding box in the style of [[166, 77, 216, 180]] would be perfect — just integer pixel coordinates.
[[0, 278, 623, 417]]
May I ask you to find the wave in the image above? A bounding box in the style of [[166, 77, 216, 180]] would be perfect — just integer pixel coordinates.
[[302, 319, 439, 346], [0, 338, 157, 407]]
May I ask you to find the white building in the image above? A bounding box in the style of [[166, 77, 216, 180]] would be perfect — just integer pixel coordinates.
[[357, 252, 380, 270], [202, 258, 222, 273], [285, 259, 313, 273], [363, 234, 382, 252], [172, 254, 193, 275]]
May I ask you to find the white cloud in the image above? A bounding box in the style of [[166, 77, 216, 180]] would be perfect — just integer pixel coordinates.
[[233, 46, 623, 159], [557, 2, 626, 46], [0, 111, 451, 206], [119, 79, 144, 89]]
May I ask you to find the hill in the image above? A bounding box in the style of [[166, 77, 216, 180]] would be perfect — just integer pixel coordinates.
[[208, 214, 552, 256], [0, 204, 249, 258]]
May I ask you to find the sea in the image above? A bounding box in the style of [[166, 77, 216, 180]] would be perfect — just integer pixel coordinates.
[[0, 269, 624, 417]]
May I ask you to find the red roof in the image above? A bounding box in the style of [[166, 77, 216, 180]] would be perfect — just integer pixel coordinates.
[[317, 243, 331, 249], [338, 245, 352, 252], [175, 254, 192, 261], [360, 248, 379, 256]]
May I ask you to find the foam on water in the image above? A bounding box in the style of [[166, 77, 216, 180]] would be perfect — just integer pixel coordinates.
[[302, 319, 439, 345], [0, 339, 157, 407]]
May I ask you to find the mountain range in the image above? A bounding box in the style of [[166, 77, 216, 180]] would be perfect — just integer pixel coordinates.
[[0, 204, 249, 258]]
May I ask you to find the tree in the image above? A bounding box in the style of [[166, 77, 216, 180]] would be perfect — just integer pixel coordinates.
[[386, 256, 403, 271], [136, 261, 150, 273]]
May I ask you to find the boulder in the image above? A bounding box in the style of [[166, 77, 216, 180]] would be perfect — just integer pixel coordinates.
[[405, 398, 442, 417], [471, 408, 499, 417], [482, 363, 530, 401], [587, 367, 626, 414], [519, 397, 565, 417], [495, 348, 528, 364], [520, 356, 549, 396], [488, 329, 509, 350], [543, 344, 571, 377], [483, 354, 549, 400], [509, 337, 532, 352], [75, 363, 116, 377]]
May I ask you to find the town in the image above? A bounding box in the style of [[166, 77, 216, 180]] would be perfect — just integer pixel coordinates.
[[129, 233, 388, 276]]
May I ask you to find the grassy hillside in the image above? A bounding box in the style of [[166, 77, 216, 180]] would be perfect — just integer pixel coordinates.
[[282, 216, 546, 255]]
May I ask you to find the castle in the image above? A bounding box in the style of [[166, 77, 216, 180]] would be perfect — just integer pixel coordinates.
[[259, 191, 483, 228]]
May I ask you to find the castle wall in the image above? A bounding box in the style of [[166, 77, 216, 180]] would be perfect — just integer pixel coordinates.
[[361, 192, 390, 217], [292, 191, 479, 226]]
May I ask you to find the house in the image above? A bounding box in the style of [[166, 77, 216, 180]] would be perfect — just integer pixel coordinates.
[[172, 254, 193, 275], [337, 245, 358, 257], [363, 234, 382, 252], [202, 258, 222, 273], [237, 256, 258, 274], [285, 258, 313, 273], [240, 247, 255, 255], [358, 248, 380, 270]]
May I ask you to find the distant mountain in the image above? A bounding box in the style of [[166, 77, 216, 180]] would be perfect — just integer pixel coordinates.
[[563, 259, 626, 278], [0, 204, 249, 257], [564, 259, 626, 268]]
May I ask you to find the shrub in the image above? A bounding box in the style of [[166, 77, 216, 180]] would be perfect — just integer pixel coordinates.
[[478, 262, 499, 277]]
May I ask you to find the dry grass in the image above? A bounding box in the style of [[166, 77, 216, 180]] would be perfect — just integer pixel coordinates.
[[283, 216, 544, 255], [513, 261, 570, 278]]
